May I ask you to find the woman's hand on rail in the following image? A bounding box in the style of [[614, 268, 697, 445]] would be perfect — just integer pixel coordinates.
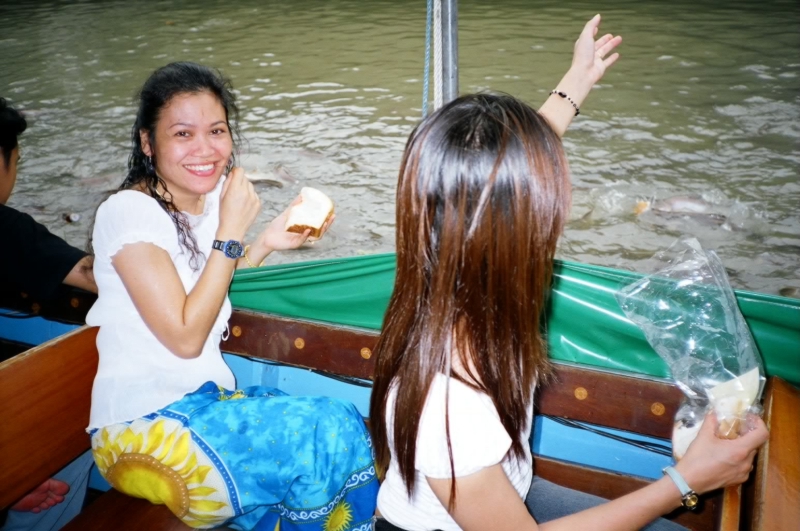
[[218, 166, 261, 242], [539, 14, 621, 137], [674, 412, 769, 495]]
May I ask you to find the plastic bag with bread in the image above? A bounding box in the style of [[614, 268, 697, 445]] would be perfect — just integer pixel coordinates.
[[615, 237, 765, 460], [284, 187, 334, 239]]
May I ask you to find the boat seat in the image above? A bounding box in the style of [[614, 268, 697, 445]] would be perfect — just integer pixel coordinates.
[[1, 314, 797, 531]]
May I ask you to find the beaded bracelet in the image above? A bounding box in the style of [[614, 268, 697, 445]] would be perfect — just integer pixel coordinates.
[[550, 90, 580, 116], [243, 245, 265, 268]]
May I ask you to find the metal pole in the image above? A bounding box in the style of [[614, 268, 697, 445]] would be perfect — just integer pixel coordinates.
[[441, 0, 458, 103]]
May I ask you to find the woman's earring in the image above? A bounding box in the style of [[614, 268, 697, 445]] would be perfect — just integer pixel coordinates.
[[225, 157, 234, 176], [146, 156, 155, 175]]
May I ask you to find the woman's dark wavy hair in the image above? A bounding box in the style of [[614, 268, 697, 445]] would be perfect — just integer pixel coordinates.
[[121, 62, 241, 270], [0, 97, 28, 166], [369, 93, 571, 509]]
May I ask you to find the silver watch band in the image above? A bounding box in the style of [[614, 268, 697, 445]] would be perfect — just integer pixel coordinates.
[[663, 466, 699, 510]]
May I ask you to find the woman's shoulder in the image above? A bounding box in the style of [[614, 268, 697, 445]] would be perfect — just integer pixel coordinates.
[[100, 189, 159, 209], [97, 190, 169, 221], [93, 190, 175, 252]]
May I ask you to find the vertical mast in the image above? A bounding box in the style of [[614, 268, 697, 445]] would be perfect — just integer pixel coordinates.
[[441, 0, 458, 104]]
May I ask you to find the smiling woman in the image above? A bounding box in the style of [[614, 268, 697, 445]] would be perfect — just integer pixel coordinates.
[[84, 62, 373, 531], [140, 91, 233, 213]]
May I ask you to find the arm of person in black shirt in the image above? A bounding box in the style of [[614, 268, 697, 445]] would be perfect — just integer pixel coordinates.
[[1, 204, 97, 298], [63, 254, 97, 294]]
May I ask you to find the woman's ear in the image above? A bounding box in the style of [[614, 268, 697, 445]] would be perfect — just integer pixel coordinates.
[[139, 130, 152, 157]]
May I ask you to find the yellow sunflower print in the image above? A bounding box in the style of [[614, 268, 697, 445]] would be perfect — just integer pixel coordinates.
[[324, 501, 353, 531], [92, 417, 234, 528]]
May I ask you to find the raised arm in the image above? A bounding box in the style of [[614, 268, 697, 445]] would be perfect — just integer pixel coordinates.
[[112, 169, 260, 358], [427, 413, 768, 531], [539, 14, 622, 137]]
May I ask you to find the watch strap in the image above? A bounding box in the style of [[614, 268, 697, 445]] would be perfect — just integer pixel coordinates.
[[212, 239, 244, 259], [663, 466, 698, 510]]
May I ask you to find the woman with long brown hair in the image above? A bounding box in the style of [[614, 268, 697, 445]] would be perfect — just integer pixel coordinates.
[[369, 16, 768, 531]]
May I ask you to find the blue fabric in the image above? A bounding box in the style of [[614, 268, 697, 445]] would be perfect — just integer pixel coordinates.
[[92, 382, 378, 531]]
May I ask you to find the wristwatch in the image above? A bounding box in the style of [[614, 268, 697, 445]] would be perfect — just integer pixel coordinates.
[[212, 239, 244, 259], [663, 466, 699, 510]]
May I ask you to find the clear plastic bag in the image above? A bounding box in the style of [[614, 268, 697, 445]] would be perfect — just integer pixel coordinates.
[[615, 237, 765, 459]]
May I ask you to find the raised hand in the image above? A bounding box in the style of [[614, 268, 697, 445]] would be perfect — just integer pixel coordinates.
[[572, 14, 622, 87], [245, 195, 336, 267], [218, 166, 261, 242], [539, 14, 623, 137]]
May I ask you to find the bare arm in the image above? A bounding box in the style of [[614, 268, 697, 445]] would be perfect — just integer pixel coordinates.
[[112, 169, 260, 358], [427, 414, 768, 531], [63, 255, 97, 293], [539, 14, 622, 137]]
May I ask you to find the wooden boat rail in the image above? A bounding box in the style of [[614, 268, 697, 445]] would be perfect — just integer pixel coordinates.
[[0, 308, 797, 530]]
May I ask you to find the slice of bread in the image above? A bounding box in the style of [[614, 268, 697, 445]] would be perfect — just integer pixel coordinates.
[[285, 187, 334, 239]]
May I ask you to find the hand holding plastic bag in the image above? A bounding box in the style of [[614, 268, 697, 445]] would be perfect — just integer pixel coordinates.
[[615, 238, 765, 458]]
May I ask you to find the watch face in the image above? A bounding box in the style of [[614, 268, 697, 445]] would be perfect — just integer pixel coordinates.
[[685, 494, 699, 510], [224, 240, 244, 259]]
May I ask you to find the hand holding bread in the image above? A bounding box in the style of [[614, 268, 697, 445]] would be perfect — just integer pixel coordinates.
[[245, 187, 335, 266], [285, 187, 335, 240]]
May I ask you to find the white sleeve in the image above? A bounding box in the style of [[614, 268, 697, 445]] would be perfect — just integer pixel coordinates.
[[92, 191, 176, 260], [416, 376, 513, 478]]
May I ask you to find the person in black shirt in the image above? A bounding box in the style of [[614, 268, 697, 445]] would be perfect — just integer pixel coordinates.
[[1, 98, 96, 529], [0, 97, 95, 299]]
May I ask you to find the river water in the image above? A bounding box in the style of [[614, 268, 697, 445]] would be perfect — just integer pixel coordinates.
[[1, 0, 798, 295]]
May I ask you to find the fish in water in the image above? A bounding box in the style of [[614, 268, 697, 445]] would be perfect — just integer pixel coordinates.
[[634, 195, 728, 226], [635, 195, 715, 215], [779, 287, 800, 299], [243, 164, 296, 189]]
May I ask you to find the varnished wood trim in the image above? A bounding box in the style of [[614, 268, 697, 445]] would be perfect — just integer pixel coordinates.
[[716, 486, 741, 531], [0, 326, 98, 508], [61, 488, 234, 531], [0, 286, 95, 325], [225, 310, 379, 381], [750, 377, 800, 531], [227, 312, 685, 438], [537, 363, 684, 439]]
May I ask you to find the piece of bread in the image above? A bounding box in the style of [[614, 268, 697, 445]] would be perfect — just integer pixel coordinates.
[[284, 187, 334, 239]]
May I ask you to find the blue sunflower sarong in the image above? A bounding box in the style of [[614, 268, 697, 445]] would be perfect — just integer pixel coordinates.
[[90, 382, 378, 531]]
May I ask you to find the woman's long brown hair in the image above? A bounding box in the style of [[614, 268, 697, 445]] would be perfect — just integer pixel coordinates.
[[369, 93, 571, 508]]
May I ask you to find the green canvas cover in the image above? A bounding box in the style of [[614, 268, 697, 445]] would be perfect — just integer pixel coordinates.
[[230, 254, 800, 386]]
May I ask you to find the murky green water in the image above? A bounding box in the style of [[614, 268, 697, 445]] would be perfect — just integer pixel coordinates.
[[1, 0, 798, 295]]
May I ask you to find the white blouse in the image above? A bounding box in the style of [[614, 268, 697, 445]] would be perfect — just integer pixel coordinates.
[[378, 373, 534, 531], [86, 177, 234, 430]]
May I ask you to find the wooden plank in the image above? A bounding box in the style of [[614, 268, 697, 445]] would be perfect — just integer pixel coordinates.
[[0, 326, 98, 508], [536, 364, 684, 440], [750, 377, 800, 531], [534, 456, 720, 531], [716, 486, 741, 531], [227, 312, 685, 438], [61, 489, 233, 531], [0, 285, 95, 325], [225, 310, 379, 381]]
